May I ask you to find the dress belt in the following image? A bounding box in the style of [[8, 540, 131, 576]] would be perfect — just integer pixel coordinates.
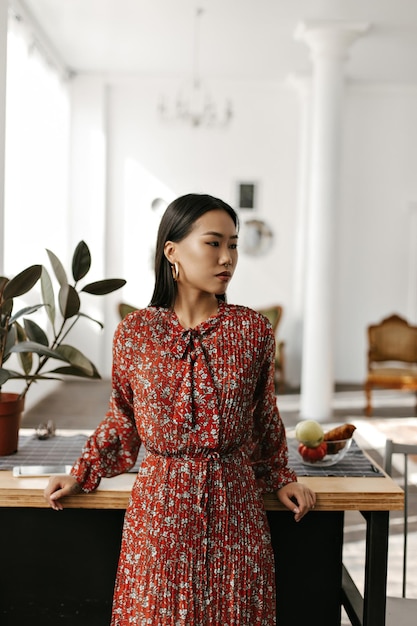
[[144, 447, 245, 464], [142, 447, 247, 567]]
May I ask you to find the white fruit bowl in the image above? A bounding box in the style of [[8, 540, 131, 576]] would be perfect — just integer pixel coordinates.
[[297, 437, 353, 467]]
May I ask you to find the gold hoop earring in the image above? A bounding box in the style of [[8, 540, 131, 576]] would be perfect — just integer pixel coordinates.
[[171, 262, 179, 281]]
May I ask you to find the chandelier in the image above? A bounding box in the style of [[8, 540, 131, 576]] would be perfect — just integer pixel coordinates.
[[158, 8, 233, 129]]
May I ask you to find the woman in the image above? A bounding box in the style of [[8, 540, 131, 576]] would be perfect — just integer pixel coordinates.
[[45, 193, 315, 625]]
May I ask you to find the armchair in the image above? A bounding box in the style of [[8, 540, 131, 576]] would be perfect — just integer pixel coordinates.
[[118, 302, 138, 319], [364, 314, 417, 416], [257, 305, 286, 393]]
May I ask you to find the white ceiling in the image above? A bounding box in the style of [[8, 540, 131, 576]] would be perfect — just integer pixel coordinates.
[[15, 0, 417, 84]]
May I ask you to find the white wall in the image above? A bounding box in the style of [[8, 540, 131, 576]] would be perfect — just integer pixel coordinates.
[[69, 74, 417, 387], [336, 84, 417, 382], [70, 76, 302, 378], [67, 77, 111, 377], [108, 77, 300, 307]]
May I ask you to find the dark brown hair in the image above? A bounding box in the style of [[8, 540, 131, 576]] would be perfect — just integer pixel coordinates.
[[149, 193, 238, 308]]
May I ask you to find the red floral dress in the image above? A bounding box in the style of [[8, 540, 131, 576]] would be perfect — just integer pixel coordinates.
[[70, 303, 297, 625]]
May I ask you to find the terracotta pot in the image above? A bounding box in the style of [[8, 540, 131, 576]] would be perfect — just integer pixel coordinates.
[[0, 392, 25, 456]]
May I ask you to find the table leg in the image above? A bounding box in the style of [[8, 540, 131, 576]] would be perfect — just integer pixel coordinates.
[[267, 510, 344, 626], [362, 510, 389, 626]]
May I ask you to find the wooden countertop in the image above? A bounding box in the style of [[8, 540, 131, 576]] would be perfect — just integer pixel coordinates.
[[0, 470, 404, 511], [0, 428, 404, 511]]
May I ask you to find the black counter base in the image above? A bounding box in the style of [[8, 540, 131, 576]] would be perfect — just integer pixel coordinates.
[[1, 598, 112, 626], [1, 507, 345, 625], [0, 508, 125, 626], [268, 509, 345, 626]]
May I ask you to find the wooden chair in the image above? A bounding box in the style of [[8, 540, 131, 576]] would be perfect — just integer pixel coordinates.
[[384, 439, 417, 624], [118, 302, 139, 320], [364, 314, 417, 416], [257, 305, 286, 392]]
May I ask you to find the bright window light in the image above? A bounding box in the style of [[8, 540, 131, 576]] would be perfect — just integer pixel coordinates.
[[4, 16, 71, 275]]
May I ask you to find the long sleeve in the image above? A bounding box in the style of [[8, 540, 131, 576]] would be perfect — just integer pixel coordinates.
[[248, 322, 297, 492], [70, 321, 141, 492]]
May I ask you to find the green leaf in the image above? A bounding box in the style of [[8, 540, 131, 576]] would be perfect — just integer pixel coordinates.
[[49, 365, 101, 379], [82, 278, 126, 295], [0, 276, 9, 294], [16, 322, 32, 375], [23, 318, 49, 346], [46, 249, 68, 287], [54, 344, 98, 377], [78, 311, 104, 330], [10, 304, 44, 324], [4, 371, 61, 382], [41, 266, 55, 325], [0, 368, 10, 385], [18, 352, 33, 375], [72, 241, 91, 281], [1, 352, 11, 364], [10, 341, 71, 362], [1, 298, 13, 317], [3, 265, 42, 300], [3, 325, 17, 359], [15, 322, 26, 341], [58, 284, 80, 319]]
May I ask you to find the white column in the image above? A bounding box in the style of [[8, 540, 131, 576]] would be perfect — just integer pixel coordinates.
[[295, 20, 369, 421], [0, 0, 8, 275], [407, 202, 417, 324], [286, 73, 311, 387]]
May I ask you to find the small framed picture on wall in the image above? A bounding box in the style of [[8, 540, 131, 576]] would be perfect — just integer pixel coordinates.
[[237, 182, 257, 210]]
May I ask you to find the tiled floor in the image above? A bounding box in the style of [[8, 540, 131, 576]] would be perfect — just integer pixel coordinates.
[[22, 381, 417, 625]]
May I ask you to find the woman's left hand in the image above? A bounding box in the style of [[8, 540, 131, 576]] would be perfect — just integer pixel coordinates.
[[276, 482, 316, 522]]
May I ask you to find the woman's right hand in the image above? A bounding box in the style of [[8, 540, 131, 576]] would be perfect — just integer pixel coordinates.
[[44, 474, 82, 511]]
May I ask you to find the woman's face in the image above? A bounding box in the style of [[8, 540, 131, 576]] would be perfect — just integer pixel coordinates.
[[165, 209, 238, 297]]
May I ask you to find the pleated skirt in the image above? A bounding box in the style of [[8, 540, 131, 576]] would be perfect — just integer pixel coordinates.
[[111, 452, 276, 625]]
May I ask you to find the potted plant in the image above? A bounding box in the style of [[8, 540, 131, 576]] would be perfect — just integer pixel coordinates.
[[0, 240, 126, 455]]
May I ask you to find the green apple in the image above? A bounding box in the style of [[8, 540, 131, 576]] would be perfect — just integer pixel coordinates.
[[295, 420, 325, 448]]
